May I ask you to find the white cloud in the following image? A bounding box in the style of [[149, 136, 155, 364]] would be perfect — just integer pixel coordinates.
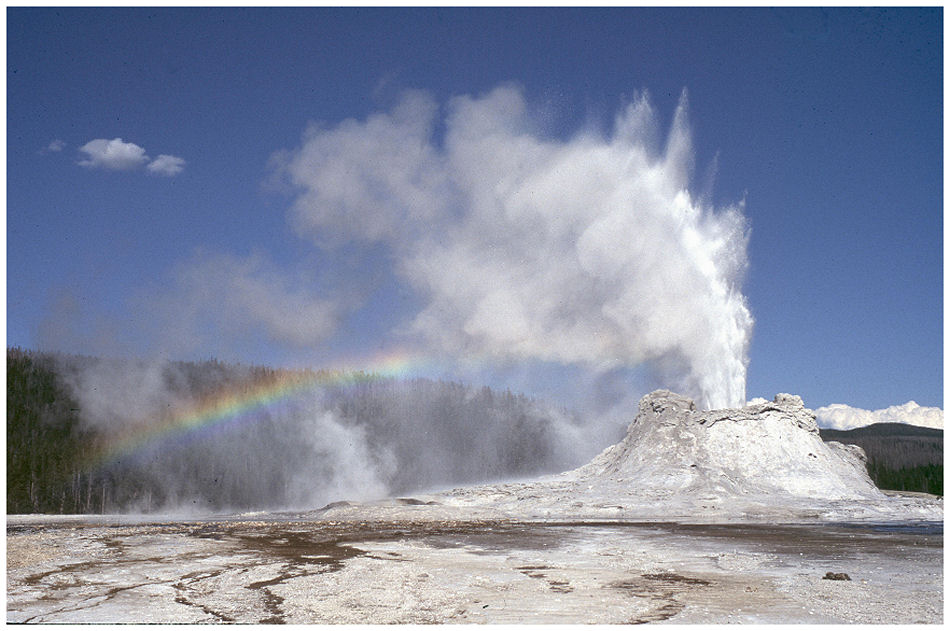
[[815, 401, 944, 430], [46, 139, 66, 152], [276, 86, 753, 409], [147, 154, 186, 176], [76, 138, 184, 175], [78, 137, 149, 170]]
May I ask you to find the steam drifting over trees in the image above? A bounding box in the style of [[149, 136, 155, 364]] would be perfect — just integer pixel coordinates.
[[7, 348, 583, 514]]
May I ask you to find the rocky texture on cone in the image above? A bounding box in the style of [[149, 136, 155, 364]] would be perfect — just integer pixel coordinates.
[[573, 390, 883, 501]]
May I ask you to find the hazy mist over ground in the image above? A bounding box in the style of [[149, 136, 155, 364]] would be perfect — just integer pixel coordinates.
[[23, 353, 588, 514]]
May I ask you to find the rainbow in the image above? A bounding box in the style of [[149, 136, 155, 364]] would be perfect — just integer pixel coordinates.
[[88, 348, 441, 469]]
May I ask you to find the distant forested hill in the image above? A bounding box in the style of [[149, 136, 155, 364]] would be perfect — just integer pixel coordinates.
[[7, 348, 584, 514], [820, 424, 942, 496]]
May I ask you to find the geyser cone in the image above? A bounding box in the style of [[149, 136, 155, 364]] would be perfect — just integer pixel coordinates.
[[317, 389, 941, 523], [578, 390, 884, 501]]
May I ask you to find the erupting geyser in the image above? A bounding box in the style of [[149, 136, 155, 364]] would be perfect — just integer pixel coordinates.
[[278, 85, 754, 409]]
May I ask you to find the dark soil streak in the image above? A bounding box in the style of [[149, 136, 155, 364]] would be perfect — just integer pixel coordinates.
[[22, 578, 183, 624], [517, 564, 574, 593], [223, 529, 367, 624], [611, 572, 712, 623], [173, 568, 236, 623], [246, 574, 292, 624], [173, 595, 236, 623]]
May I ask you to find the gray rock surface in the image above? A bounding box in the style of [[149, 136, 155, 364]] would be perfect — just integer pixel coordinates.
[[575, 389, 882, 500]]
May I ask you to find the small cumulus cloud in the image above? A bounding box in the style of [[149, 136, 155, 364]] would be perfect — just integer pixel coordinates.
[[45, 139, 66, 153], [78, 138, 149, 170], [814, 401, 943, 430], [147, 154, 186, 176], [77, 137, 185, 175]]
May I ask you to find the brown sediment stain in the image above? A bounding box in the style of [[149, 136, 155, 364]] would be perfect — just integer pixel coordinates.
[[19, 581, 177, 624], [365, 551, 409, 562], [228, 529, 366, 570], [629, 599, 685, 624], [422, 522, 570, 555], [22, 561, 101, 588], [516, 564, 573, 593], [245, 574, 290, 624], [610, 572, 712, 624], [188, 520, 567, 623], [223, 529, 368, 624], [641, 571, 711, 586], [173, 568, 236, 623], [173, 594, 236, 623], [547, 578, 574, 593]]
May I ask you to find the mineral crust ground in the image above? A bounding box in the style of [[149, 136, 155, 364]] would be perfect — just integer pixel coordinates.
[[6, 513, 942, 624]]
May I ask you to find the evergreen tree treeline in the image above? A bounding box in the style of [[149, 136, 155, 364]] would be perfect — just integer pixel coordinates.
[[819, 425, 943, 496], [7, 348, 91, 513]]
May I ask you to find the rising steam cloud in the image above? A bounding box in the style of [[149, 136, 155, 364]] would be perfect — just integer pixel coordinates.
[[278, 85, 753, 409]]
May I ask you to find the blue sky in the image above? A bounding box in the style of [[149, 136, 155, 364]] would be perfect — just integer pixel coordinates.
[[6, 7, 943, 418]]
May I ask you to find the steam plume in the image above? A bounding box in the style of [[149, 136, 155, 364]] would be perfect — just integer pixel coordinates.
[[279, 86, 753, 408]]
